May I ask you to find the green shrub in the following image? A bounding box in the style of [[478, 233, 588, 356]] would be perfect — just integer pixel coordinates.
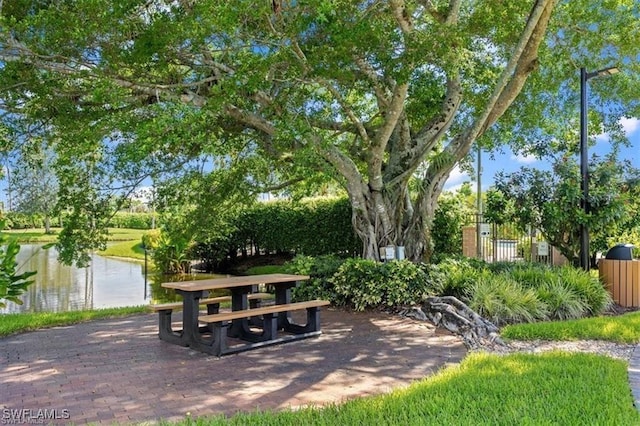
[[330, 259, 429, 311], [141, 229, 162, 250], [108, 212, 154, 229], [4, 211, 40, 229], [432, 257, 490, 299], [431, 192, 474, 256], [331, 258, 385, 310], [285, 255, 347, 303], [193, 197, 361, 266], [0, 220, 37, 308], [152, 233, 193, 274]]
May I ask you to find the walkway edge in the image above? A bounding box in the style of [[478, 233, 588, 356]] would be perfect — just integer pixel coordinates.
[[629, 344, 640, 411]]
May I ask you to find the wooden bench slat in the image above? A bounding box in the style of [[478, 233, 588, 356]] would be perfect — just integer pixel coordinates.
[[149, 292, 271, 312], [199, 300, 330, 323]]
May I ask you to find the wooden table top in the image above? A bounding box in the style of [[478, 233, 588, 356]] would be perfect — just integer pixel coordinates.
[[161, 273, 310, 292]]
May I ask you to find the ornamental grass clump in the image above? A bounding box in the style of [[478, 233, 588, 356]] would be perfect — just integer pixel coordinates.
[[536, 278, 590, 321], [554, 265, 612, 314], [430, 257, 489, 299], [434, 258, 611, 325], [507, 263, 611, 320], [467, 274, 546, 325]]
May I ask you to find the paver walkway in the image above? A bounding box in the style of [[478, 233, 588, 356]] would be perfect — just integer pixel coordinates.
[[629, 345, 640, 412], [1, 309, 466, 424]]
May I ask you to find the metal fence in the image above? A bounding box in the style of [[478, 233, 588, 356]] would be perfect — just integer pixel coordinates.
[[469, 214, 561, 265]]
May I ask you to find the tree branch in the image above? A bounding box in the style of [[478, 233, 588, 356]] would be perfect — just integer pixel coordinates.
[[353, 55, 391, 110], [316, 78, 371, 145], [386, 75, 462, 187], [224, 104, 276, 136], [468, 0, 557, 143], [389, 0, 413, 34]]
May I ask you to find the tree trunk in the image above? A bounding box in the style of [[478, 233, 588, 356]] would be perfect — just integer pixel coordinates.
[[349, 184, 433, 262], [346, 164, 449, 263], [44, 216, 51, 234]]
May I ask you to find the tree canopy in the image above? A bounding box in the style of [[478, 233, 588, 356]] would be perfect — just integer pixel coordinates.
[[0, 1, 639, 264], [489, 153, 640, 267]]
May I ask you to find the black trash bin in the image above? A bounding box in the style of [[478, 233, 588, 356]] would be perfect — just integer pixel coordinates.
[[605, 243, 635, 260]]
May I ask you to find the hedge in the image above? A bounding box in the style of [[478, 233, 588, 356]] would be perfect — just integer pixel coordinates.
[[192, 197, 361, 269]]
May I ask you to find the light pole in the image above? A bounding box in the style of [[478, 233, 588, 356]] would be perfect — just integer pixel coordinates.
[[476, 144, 483, 259], [579, 66, 619, 271]]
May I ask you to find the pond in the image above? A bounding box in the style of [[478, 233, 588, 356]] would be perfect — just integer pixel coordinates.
[[0, 244, 220, 314]]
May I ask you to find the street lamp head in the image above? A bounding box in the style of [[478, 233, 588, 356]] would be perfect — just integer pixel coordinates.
[[587, 66, 620, 80]]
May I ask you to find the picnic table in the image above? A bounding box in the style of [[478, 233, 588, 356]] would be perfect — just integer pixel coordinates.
[[154, 273, 329, 356]]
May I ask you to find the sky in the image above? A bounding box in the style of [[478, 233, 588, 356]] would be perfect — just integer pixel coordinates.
[[443, 117, 640, 192]]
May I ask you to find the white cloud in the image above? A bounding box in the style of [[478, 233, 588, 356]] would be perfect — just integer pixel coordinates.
[[596, 117, 640, 143], [621, 117, 640, 136], [510, 153, 537, 164], [444, 165, 471, 191]]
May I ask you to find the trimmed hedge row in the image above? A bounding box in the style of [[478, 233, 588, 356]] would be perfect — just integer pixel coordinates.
[[2, 211, 155, 230], [238, 198, 360, 255], [108, 212, 155, 229], [192, 197, 362, 270]]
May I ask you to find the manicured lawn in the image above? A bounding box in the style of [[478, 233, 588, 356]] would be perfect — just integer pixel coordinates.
[[98, 239, 147, 260], [1, 229, 59, 243], [179, 351, 638, 425], [0, 306, 149, 337], [172, 310, 640, 425], [501, 311, 640, 344], [3, 227, 147, 260], [2, 227, 147, 243]]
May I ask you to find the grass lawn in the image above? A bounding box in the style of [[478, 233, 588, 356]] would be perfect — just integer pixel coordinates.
[[0, 306, 149, 337], [177, 311, 640, 425], [502, 311, 640, 344], [186, 351, 638, 425], [2, 228, 147, 260], [98, 239, 147, 261], [2, 227, 147, 243]]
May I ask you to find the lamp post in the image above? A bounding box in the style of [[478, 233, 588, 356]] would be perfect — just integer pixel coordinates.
[[476, 144, 483, 259], [579, 66, 619, 271]]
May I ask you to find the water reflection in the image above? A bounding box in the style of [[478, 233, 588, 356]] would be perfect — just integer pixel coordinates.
[[0, 244, 222, 314]]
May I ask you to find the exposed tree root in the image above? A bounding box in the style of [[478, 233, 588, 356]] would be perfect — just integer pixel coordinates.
[[400, 296, 506, 350]]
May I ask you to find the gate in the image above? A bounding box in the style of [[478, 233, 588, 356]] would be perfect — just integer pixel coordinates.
[[465, 215, 559, 265]]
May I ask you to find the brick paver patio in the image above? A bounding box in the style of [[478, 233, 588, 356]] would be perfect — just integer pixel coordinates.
[[1, 309, 466, 424]]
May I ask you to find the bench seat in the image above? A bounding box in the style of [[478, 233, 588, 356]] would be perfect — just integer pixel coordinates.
[[149, 292, 271, 312], [192, 299, 330, 356], [199, 300, 330, 323]]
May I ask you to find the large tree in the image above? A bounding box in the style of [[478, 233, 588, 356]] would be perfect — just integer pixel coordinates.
[[7, 137, 59, 233], [0, 1, 638, 264]]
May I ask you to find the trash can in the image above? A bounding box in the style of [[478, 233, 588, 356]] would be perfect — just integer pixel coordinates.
[[599, 243, 639, 307], [605, 243, 635, 260]]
